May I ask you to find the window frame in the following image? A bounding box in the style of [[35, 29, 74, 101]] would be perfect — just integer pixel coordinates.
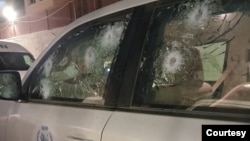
[[21, 7, 138, 108], [116, 0, 250, 123]]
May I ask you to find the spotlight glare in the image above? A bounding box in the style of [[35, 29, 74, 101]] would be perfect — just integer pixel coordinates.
[[3, 6, 16, 22]]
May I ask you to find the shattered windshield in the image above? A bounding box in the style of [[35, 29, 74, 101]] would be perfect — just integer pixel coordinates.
[[134, 0, 250, 111]]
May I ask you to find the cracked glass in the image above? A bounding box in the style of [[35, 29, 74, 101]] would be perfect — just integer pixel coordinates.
[[134, 0, 250, 112], [29, 14, 131, 104]]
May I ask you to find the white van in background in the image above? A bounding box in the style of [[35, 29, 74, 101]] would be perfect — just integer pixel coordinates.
[[0, 41, 34, 78]]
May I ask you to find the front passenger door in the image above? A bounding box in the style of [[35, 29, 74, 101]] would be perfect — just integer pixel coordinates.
[[5, 11, 132, 141]]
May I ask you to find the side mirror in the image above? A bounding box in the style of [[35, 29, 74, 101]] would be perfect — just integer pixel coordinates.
[[0, 71, 22, 100]]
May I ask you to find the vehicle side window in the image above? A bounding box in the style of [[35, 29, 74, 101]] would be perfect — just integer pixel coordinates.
[[28, 14, 131, 105], [133, 0, 250, 113], [23, 54, 34, 67], [0, 53, 33, 70]]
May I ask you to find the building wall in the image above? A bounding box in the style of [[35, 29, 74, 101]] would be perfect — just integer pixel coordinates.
[[53, 0, 72, 9], [0, 0, 74, 39], [24, 0, 53, 15], [0, 0, 120, 39], [73, 0, 120, 19]]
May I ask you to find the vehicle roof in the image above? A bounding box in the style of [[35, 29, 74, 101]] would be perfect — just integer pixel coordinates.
[[38, 0, 157, 57], [0, 40, 31, 53], [22, 0, 157, 83]]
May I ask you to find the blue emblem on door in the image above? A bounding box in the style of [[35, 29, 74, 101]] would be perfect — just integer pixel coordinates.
[[37, 126, 53, 141]]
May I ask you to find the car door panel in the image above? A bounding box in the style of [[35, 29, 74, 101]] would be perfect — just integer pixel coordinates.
[[4, 7, 134, 141], [102, 1, 250, 141], [102, 111, 245, 141], [0, 100, 16, 141], [6, 103, 112, 141]]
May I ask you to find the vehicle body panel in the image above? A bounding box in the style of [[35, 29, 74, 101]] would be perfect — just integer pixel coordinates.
[[102, 111, 246, 141], [0, 41, 31, 53], [0, 100, 16, 141], [6, 103, 113, 141]]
